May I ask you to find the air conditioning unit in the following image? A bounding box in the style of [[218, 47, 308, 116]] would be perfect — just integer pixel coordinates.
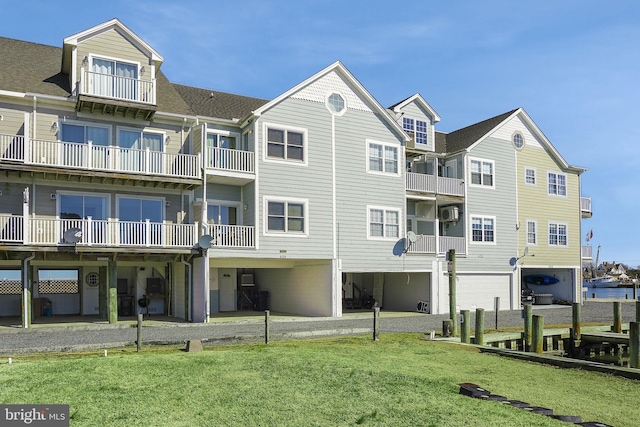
[[439, 206, 459, 222]]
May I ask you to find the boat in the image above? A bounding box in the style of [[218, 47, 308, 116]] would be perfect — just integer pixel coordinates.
[[588, 275, 620, 288], [523, 274, 559, 286]]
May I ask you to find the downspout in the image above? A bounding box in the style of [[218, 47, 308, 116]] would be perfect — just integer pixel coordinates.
[[180, 255, 192, 322], [22, 252, 36, 329]]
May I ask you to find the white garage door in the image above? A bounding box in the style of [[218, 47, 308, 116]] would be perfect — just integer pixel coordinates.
[[454, 274, 512, 311]]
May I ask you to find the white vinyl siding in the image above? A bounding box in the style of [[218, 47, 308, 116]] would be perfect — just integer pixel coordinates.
[[547, 172, 567, 197], [469, 157, 495, 188], [548, 222, 568, 247], [368, 207, 400, 240]]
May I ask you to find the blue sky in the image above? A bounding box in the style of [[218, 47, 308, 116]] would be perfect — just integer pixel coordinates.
[[2, 1, 639, 266]]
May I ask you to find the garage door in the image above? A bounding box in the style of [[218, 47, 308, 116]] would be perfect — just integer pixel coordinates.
[[454, 274, 512, 311]]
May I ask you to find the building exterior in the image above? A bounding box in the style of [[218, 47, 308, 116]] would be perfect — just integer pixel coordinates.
[[0, 19, 591, 327]]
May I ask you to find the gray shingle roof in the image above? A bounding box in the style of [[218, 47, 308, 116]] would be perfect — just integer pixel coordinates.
[[172, 84, 269, 121], [441, 109, 519, 153]]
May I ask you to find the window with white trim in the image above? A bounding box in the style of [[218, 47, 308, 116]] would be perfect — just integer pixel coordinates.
[[548, 222, 567, 246], [526, 220, 537, 245], [266, 125, 305, 162], [368, 141, 398, 174], [548, 172, 567, 196], [470, 158, 494, 187], [265, 198, 306, 234], [368, 207, 400, 239], [513, 132, 524, 149], [471, 216, 495, 243], [326, 93, 346, 115], [402, 117, 428, 145], [525, 167, 536, 185]]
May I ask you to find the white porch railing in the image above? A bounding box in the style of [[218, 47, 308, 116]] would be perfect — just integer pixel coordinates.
[[405, 173, 465, 197], [205, 224, 256, 249], [206, 147, 255, 174], [406, 235, 436, 254], [582, 245, 593, 260], [0, 134, 25, 161], [439, 236, 466, 255], [20, 139, 201, 179], [80, 69, 156, 105], [0, 214, 23, 242], [27, 218, 198, 248]]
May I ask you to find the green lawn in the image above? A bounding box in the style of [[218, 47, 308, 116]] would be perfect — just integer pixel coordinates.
[[0, 334, 637, 426]]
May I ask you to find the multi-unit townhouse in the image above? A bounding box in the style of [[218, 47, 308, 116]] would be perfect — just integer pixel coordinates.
[[0, 19, 590, 327]]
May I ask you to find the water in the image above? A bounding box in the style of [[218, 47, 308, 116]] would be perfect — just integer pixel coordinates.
[[583, 284, 640, 300]]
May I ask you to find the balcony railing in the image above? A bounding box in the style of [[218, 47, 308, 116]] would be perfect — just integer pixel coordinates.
[[404, 234, 466, 255], [0, 135, 201, 179], [406, 172, 465, 197], [206, 147, 255, 174], [582, 245, 593, 260], [0, 214, 23, 242], [205, 224, 256, 249], [80, 70, 156, 105], [581, 197, 592, 217]]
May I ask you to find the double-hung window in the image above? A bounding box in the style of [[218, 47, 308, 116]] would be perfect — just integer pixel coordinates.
[[548, 172, 567, 196], [471, 216, 495, 243], [368, 207, 400, 239], [548, 222, 567, 246], [265, 198, 307, 235], [368, 141, 398, 174], [525, 167, 536, 185], [402, 117, 428, 146], [265, 124, 305, 163], [470, 158, 494, 187], [526, 220, 537, 245]]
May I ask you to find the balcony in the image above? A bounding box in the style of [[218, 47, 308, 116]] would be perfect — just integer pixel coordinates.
[[581, 197, 592, 218], [406, 172, 465, 197], [205, 147, 255, 185], [582, 245, 593, 260], [77, 69, 157, 120], [0, 215, 197, 249], [0, 135, 201, 182], [405, 234, 466, 255], [205, 224, 256, 249]]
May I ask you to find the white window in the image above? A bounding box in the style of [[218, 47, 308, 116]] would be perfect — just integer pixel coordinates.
[[402, 117, 414, 133], [471, 216, 495, 243], [367, 141, 399, 174], [264, 197, 307, 236], [548, 172, 567, 196], [548, 222, 568, 246], [326, 92, 346, 115], [469, 158, 494, 187], [60, 122, 111, 169], [90, 56, 139, 101], [368, 207, 400, 239], [402, 117, 428, 145], [525, 167, 536, 185], [513, 132, 524, 149], [117, 128, 165, 173], [526, 220, 537, 245], [264, 123, 306, 164]]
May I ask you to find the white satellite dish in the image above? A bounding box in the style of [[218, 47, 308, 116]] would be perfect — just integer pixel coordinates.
[[63, 227, 82, 244], [198, 234, 214, 249], [407, 231, 417, 244]]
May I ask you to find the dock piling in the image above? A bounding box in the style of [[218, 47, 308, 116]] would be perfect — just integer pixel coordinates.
[[460, 310, 470, 343], [475, 308, 485, 345], [613, 302, 622, 333], [630, 322, 639, 369], [531, 314, 544, 354], [523, 303, 533, 351], [572, 303, 581, 339]]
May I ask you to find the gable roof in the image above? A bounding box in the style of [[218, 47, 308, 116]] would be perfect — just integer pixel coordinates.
[[62, 18, 164, 74], [389, 93, 441, 123], [173, 84, 269, 122], [444, 109, 518, 153], [250, 61, 409, 141]]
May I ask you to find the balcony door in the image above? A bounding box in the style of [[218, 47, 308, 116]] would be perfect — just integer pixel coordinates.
[[118, 197, 163, 246], [92, 58, 138, 101], [118, 130, 163, 174], [60, 123, 109, 169], [206, 133, 237, 169], [59, 193, 108, 244]]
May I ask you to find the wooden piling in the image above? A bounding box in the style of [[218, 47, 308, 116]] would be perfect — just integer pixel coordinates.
[[523, 303, 533, 351], [494, 297, 500, 330], [460, 310, 470, 343], [636, 300, 640, 323], [448, 250, 458, 336], [613, 302, 622, 333], [373, 307, 380, 341], [572, 303, 581, 339], [136, 313, 143, 352], [264, 310, 270, 344], [531, 314, 544, 354], [630, 322, 639, 369], [475, 308, 485, 345]]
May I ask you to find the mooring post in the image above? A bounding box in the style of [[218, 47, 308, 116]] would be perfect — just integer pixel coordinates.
[[523, 303, 533, 351], [572, 302, 581, 340], [460, 310, 470, 343], [531, 314, 544, 354], [636, 300, 640, 323], [494, 297, 500, 330], [475, 308, 485, 345], [136, 313, 143, 352], [613, 301, 622, 333], [630, 322, 640, 369], [373, 306, 380, 341], [264, 310, 270, 344], [448, 249, 458, 336]]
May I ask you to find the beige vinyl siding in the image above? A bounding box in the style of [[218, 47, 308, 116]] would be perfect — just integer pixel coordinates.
[[76, 29, 152, 84], [206, 184, 242, 202], [517, 144, 581, 266], [191, 125, 203, 161], [33, 110, 59, 141], [0, 106, 27, 135], [0, 183, 25, 214]]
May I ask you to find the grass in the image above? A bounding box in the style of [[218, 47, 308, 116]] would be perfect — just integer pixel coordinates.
[[0, 334, 638, 426]]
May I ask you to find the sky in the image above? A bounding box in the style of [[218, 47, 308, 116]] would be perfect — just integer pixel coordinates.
[[2, 0, 639, 266]]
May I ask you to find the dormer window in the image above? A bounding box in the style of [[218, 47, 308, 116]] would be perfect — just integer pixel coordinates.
[[91, 57, 139, 100], [402, 117, 428, 145]]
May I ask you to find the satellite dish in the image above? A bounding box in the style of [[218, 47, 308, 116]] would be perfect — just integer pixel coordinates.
[[407, 231, 417, 244], [198, 234, 214, 249], [63, 227, 82, 244]]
